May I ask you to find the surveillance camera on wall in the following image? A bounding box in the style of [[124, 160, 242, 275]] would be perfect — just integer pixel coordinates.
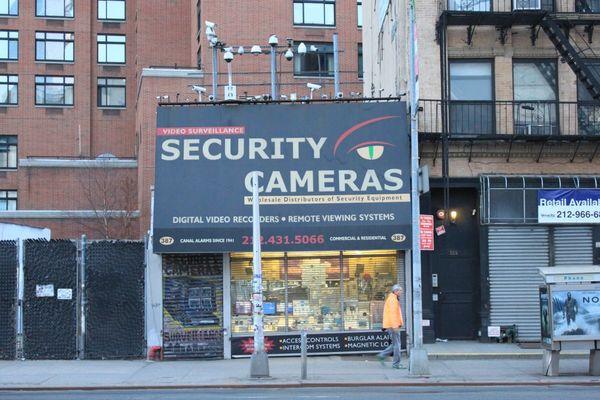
[[307, 83, 322, 90], [336, 92, 344, 99], [223, 50, 234, 63], [208, 94, 216, 102], [250, 45, 262, 55], [284, 49, 293, 61], [268, 35, 278, 46], [191, 85, 207, 93]]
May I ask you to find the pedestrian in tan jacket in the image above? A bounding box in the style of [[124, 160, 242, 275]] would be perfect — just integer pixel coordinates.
[[377, 284, 404, 369]]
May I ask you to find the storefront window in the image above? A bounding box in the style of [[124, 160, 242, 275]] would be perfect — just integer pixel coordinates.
[[230, 251, 399, 335]]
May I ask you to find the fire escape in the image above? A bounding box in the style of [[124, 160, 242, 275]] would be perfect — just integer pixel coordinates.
[[431, 0, 600, 212]]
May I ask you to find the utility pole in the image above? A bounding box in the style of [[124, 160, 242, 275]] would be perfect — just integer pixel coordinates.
[[212, 45, 218, 101], [269, 35, 278, 100], [408, 0, 430, 376], [250, 171, 269, 377], [333, 33, 340, 96]]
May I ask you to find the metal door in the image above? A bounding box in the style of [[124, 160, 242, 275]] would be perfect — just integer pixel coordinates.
[[85, 241, 145, 359], [488, 227, 549, 341], [163, 254, 224, 359], [431, 189, 480, 340], [0, 241, 17, 359], [23, 240, 77, 359]]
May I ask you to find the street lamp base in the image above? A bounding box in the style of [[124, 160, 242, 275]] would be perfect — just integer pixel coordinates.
[[409, 347, 430, 377], [250, 350, 270, 378]]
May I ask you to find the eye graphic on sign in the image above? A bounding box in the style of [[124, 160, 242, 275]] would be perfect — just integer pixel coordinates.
[[333, 115, 401, 159], [348, 141, 394, 161]]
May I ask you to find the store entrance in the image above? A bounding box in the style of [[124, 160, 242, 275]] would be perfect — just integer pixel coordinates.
[[431, 188, 480, 340]]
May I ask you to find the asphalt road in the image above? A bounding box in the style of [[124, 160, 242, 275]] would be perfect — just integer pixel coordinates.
[[0, 386, 599, 400]]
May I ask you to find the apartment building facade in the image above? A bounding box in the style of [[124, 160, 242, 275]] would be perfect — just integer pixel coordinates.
[[0, 0, 138, 238], [0, 0, 365, 239], [364, 0, 600, 343]]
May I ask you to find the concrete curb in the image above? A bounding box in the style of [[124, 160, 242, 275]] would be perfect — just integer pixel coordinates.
[[429, 352, 589, 360], [3, 380, 600, 391]]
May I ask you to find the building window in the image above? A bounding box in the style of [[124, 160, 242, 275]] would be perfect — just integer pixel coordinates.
[[293, 0, 335, 26], [35, 32, 74, 62], [230, 251, 399, 334], [513, 59, 558, 135], [577, 0, 600, 13], [294, 42, 334, 77], [577, 60, 600, 135], [513, 0, 554, 11], [97, 34, 125, 64], [0, 74, 17, 105], [0, 136, 17, 169], [358, 43, 363, 79], [0, 0, 18, 16], [449, 60, 494, 135], [36, 0, 74, 18], [97, 77, 125, 108], [0, 30, 18, 60], [35, 75, 74, 106], [357, 0, 362, 27], [196, 0, 201, 35], [448, 0, 491, 12], [0, 190, 16, 210], [98, 0, 125, 20]]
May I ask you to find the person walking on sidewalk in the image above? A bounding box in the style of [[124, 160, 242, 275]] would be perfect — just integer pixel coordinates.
[[377, 284, 404, 369]]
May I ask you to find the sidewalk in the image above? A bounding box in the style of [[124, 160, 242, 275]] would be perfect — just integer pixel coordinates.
[[0, 342, 598, 390]]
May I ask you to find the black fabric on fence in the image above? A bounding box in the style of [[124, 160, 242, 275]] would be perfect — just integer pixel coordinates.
[[163, 254, 224, 359], [84, 241, 145, 359], [0, 241, 17, 360], [23, 240, 77, 360]]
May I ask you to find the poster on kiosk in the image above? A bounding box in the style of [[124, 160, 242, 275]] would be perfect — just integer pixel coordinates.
[[550, 285, 600, 341]]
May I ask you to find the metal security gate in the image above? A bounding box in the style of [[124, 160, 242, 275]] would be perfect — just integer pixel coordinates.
[[553, 227, 593, 266], [489, 226, 594, 341], [0, 241, 17, 359], [84, 241, 145, 359], [489, 227, 549, 341], [163, 254, 224, 359], [23, 240, 78, 359]]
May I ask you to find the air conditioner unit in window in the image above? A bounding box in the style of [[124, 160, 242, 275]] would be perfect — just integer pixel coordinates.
[[514, 0, 541, 10]]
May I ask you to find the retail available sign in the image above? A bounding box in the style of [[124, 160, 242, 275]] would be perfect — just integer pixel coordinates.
[[419, 214, 434, 251], [538, 189, 600, 224], [231, 331, 407, 357], [153, 102, 411, 253]]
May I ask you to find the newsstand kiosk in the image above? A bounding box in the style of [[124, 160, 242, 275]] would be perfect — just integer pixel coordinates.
[[538, 266, 600, 376]]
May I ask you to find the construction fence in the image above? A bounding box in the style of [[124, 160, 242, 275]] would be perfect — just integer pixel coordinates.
[[0, 239, 145, 360]]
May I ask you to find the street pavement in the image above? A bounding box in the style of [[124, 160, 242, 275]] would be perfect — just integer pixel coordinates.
[[0, 342, 598, 391], [1, 386, 600, 400]]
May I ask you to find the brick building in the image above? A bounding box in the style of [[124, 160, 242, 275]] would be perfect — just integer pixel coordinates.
[[364, 0, 600, 344], [0, 0, 364, 239]]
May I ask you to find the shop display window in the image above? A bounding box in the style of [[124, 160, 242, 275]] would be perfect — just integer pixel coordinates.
[[230, 251, 399, 335]]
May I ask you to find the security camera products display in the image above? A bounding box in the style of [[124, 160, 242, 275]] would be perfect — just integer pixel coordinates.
[[230, 251, 400, 334], [552, 288, 600, 340]]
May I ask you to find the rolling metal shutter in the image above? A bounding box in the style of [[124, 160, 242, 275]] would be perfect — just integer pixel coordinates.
[[553, 227, 593, 266], [488, 227, 549, 341]]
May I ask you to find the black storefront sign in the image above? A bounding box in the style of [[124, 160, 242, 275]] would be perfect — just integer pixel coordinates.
[[231, 331, 407, 357], [154, 101, 411, 253]]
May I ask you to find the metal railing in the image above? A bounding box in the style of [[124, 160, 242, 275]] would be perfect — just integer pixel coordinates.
[[419, 99, 600, 136], [444, 0, 600, 13]]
